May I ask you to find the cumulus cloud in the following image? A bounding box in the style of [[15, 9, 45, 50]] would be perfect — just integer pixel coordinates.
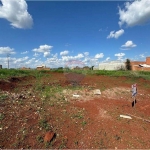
[[60, 50, 69, 56], [52, 53, 58, 58], [44, 52, 50, 57], [32, 44, 53, 57], [106, 57, 110, 61], [62, 53, 84, 62], [21, 51, 28, 54], [115, 53, 125, 60], [121, 41, 137, 50], [33, 53, 40, 57], [0, 0, 33, 29], [14, 56, 29, 64], [84, 52, 89, 56], [107, 29, 124, 39], [0, 56, 33, 68], [139, 54, 145, 58], [0, 46, 16, 55], [118, 0, 150, 27], [95, 53, 104, 59]]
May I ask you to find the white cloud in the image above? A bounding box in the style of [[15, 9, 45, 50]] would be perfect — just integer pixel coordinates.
[[115, 53, 125, 57], [107, 29, 124, 39], [44, 52, 50, 57], [84, 52, 89, 56], [0, 46, 16, 55], [26, 58, 36, 65], [95, 53, 104, 59], [0, 0, 33, 29], [14, 56, 29, 64], [106, 57, 110, 61], [121, 41, 137, 49], [139, 54, 145, 58], [115, 53, 125, 60], [21, 51, 28, 54], [61, 53, 84, 62], [32, 44, 53, 57], [77, 53, 84, 59], [47, 57, 58, 62], [60, 50, 69, 56], [33, 53, 40, 57], [118, 0, 150, 27], [0, 56, 32, 68], [52, 53, 58, 58]]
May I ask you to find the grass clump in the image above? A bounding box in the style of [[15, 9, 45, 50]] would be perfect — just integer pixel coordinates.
[[39, 119, 51, 131]]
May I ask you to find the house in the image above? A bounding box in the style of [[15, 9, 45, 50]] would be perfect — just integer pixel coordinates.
[[36, 65, 50, 70], [19, 67, 31, 70], [83, 66, 90, 70], [130, 57, 150, 71], [73, 66, 82, 70]]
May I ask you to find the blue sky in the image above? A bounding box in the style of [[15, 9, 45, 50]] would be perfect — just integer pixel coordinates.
[[0, 0, 150, 68]]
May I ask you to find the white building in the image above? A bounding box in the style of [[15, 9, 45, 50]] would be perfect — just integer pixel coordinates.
[[99, 61, 125, 70]]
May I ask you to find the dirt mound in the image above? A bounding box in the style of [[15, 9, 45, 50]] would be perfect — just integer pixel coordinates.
[[9, 77, 21, 82], [0, 76, 35, 91], [0, 80, 16, 91]]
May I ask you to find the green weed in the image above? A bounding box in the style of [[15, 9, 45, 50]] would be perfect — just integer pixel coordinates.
[[81, 121, 87, 127], [36, 135, 44, 143], [0, 113, 5, 121], [0, 94, 8, 102], [39, 119, 50, 131]]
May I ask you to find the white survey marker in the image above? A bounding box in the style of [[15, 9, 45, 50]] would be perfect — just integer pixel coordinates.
[[120, 115, 132, 119]]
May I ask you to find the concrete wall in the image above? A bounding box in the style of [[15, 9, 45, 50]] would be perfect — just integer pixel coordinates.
[[99, 61, 125, 70]]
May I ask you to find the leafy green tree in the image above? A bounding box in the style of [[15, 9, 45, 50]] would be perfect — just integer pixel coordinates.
[[125, 59, 131, 70], [91, 66, 94, 70]]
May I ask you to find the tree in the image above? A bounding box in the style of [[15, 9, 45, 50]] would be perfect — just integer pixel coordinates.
[[125, 59, 131, 70], [91, 66, 94, 70]]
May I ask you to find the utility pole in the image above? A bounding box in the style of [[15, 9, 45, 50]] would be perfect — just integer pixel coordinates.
[[7, 54, 10, 69]]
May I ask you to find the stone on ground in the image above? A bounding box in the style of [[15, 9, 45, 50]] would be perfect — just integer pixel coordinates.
[[44, 131, 55, 142]]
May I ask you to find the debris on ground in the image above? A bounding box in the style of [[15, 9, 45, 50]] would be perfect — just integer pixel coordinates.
[[120, 115, 132, 119], [93, 89, 101, 95]]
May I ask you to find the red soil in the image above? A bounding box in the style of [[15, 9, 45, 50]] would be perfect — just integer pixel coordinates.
[[0, 72, 150, 149]]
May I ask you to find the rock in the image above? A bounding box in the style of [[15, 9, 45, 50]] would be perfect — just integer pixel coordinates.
[[44, 131, 55, 142], [93, 89, 101, 95], [73, 94, 80, 98], [62, 89, 67, 94]]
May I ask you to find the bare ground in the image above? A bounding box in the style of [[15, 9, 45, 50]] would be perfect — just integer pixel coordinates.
[[0, 72, 150, 149]]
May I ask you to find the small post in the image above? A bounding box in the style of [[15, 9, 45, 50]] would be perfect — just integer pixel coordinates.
[[131, 83, 137, 108], [7, 54, 10, 69]]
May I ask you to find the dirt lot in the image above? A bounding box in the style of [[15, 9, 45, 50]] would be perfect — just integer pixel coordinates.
[[0, 72, 150, 149]]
